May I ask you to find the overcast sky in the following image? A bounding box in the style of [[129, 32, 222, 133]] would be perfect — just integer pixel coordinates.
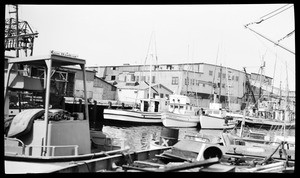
[[5, 4, 295, 91]]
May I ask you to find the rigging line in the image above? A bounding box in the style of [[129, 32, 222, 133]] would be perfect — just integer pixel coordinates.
[[210, 44, 220, 98], [245, 26, 295, 55], [277, 30, 295, 43], [144, 31, 154, 65], [260, 4, 290, 20], [252, 32, 295, 75], [260, 5, 294, 23]]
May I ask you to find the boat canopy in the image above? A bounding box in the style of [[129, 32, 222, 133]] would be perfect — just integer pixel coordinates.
[[8, 74, 43, 91]]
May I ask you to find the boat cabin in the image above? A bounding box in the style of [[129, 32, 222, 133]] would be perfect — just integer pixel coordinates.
[[140, 98, 160, 112], [168, 94, 200, 115], [4, 52, 91, 157], [204, 102, 226, 118]]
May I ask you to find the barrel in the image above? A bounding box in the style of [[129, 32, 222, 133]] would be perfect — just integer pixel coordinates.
[[159, 127, 179, 146], [196, 143, 223, 161]]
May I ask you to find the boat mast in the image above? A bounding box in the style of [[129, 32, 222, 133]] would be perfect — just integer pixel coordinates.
[[283, 61, 289, 140], [219, 64, 222, 103]]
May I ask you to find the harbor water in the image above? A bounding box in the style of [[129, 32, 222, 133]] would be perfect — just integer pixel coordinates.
[[102, 123, 295, 152]]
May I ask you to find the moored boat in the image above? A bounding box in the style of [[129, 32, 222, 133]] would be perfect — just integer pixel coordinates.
[[103, 98, 163, 124], [4, 52, 127, 174], [161, 94, 200, 128], [199, 102, 237, 129]]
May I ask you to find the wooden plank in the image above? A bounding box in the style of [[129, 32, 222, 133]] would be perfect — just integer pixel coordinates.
[[122, 165, 158, 172], [199, 163, 235, 172], [162, 152, 193, 162], [158, 157, 219, 172], [123, 157, 219, 172], [133, 160, 165, 168]]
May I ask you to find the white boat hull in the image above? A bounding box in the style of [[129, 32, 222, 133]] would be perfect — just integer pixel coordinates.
[[199, 114, 236, 129], [161, 112, 199, 128], [103, 109, 162, 123]]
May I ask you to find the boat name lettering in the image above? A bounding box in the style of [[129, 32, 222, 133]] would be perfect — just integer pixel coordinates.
[[51, 50, 78, 58]]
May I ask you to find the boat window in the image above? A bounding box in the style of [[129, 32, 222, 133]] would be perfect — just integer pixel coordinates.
[[207, 111, 212, 114], [180, 106, 184, 109], [175, 105, 178, 108], [170, 105, 174, 108]]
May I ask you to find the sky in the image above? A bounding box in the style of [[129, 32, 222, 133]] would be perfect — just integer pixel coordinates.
[[5, 4, 295, 91]]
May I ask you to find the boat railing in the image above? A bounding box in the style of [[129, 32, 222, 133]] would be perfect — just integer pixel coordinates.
[[5, 137, 25, 155], [5, 137, 79, 157], [25, 144, 79, 157]]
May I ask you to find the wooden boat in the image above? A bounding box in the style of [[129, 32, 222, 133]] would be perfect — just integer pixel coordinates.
[[161, 94, 200, 128], [103, 98, 163, 124], [48, 141, 236, 173], [199, 102, 237, 129], [233, 114, 295, 129], [4, 52, 126, 174]]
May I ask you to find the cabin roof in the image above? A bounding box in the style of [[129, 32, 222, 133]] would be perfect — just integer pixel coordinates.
[[6, 53, 86, 68]]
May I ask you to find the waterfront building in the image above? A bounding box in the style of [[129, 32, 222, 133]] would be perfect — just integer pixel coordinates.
[[87, 62, 249, 111], [114, 81, 173, 110]]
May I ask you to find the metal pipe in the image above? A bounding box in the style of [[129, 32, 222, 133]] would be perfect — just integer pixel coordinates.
[[42, 59, 52, 156]]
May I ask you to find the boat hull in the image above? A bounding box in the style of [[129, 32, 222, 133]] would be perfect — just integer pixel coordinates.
[[199, 115, 236, 129], [103, 109, 162, 123], [234, 117, 295, 129], [161, 112, 199, 128]]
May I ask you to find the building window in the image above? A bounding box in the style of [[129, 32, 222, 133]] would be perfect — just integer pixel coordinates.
[[236, 76, 239, 81], [111, 76, 116, 80], [153, 93, 156, 98], [209, 70, 213, 76], [172, 77, 179, 85], [218, 72, 221, 78], [203, 84, 205, 87], [136, 76, 139, 82], [112, 67, 116, 70], [152, 76, 155, 83], [131, 74, 135, 81], [160, 93, 164, 98], [167, 65, 173, 70], [222, 84, 225, 88], [223, 74, 226, 79], [185, 78, 189, 85], [165, 94, 169, 99]]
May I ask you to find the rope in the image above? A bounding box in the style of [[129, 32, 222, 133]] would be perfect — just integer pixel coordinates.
[[259, 4, 290, 20], [259, 5, 293, 23], [277, 30, 295, 43]]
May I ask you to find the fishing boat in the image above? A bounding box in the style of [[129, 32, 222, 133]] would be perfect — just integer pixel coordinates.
[[4, 52, 127, 174], [199, 99, 237, 130], [50, 137, 294, 173], [103, 98, 163, 124], [161, 94, 200, 128], [230, 101, 295, 130], [103, 31, 167, 125]]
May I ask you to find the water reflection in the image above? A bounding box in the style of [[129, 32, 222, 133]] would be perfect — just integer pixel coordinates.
[[102, 125, 201, 152], [102, 125, 295, 152]]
